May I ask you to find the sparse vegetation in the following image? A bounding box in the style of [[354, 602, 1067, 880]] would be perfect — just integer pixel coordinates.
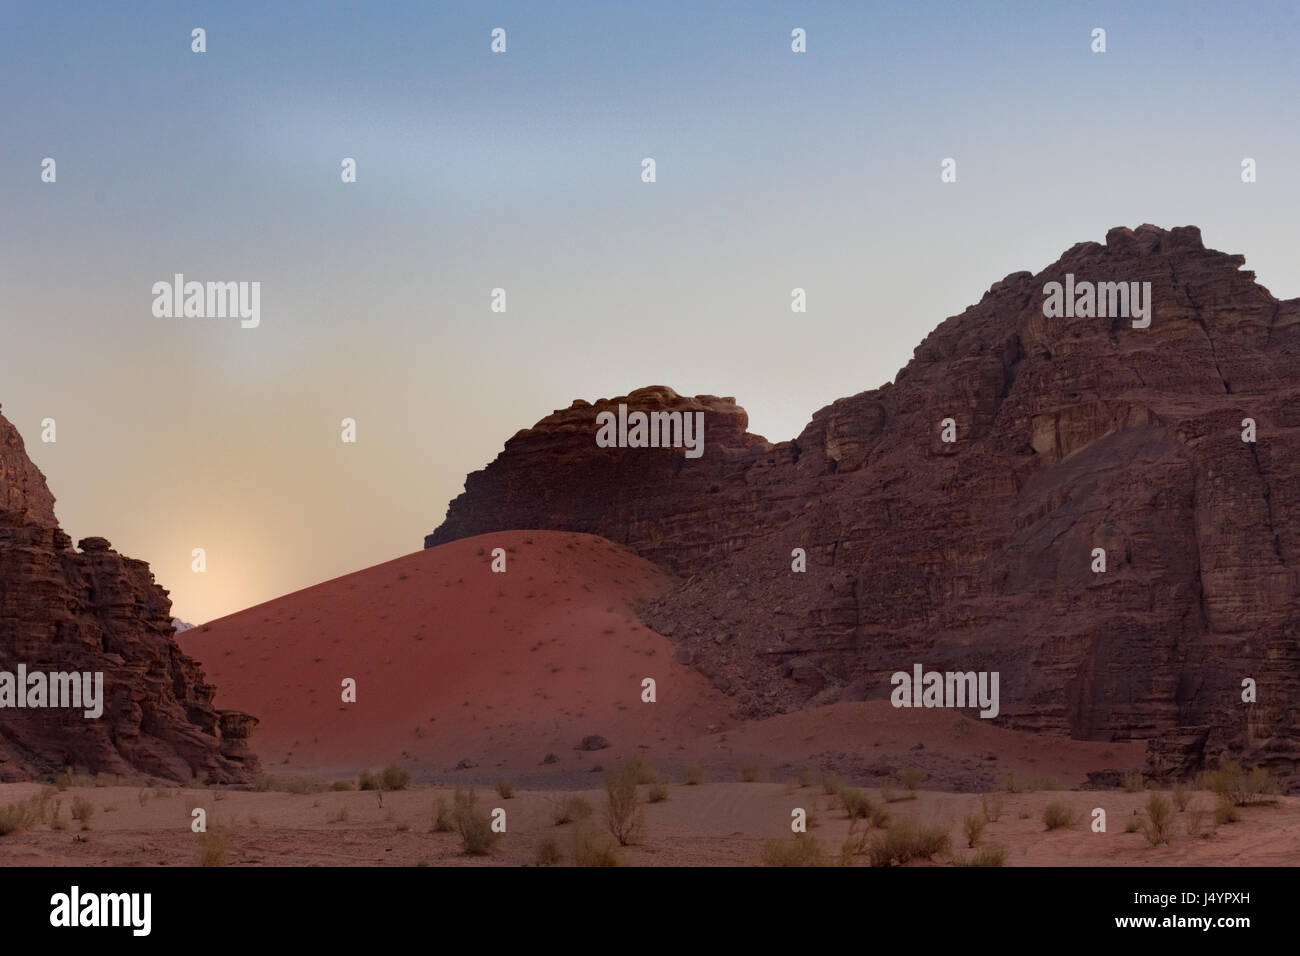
[[1138, 793, 1173, 846], [760, 834, 828, 867], [534, 834, 562, 866], [71, 796, 95, 830], [604, 764, 645, 846], [381, 764, 412, 792], [495, 779, 515, 800], [1201, 759, 1277, 807], [1122, 772, 1144, 793], [647, 781, 669, 803], [867, 818, 952, 867], [571, 828, 621, 867], [683, 764, 707, 786], [328, 806, 349, 824], [432, 797, 454, 833], [980, 792, 1004, 822], [552, 795, 593, 826], [1042, 802, 1074, 830], [900, 767, 927, 792], [452, 788, 498, 855], [1186, 806, 1207, 838], [1172, 782, 1190, 812], [1213, 796, 1240, 826], [198, 830, 228, 867], [740, 763, 768, 783], [821, 772, 841, 795], [838, 787, 877, 823], [952, 845, 1007, 867], [963, 812, 987, 848]]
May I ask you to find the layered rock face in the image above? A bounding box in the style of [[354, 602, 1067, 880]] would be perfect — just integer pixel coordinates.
[[427, 226, 1300, 778], [0, 409, 257, 783]]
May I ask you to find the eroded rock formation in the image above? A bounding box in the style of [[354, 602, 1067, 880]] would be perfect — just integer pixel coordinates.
[[0, 408, 257, 783], [427, 225, 1300, 778]]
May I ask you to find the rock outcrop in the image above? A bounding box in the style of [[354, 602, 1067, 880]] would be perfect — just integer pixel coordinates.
[[427, 225, 1300, 779], [0, 408, 257, 783]]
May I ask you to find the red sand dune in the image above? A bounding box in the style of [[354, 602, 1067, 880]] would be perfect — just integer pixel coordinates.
[[182, 531, 736, 775]]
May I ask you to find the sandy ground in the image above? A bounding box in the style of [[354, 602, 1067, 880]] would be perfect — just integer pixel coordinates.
[[1, 780, 1295, 866]]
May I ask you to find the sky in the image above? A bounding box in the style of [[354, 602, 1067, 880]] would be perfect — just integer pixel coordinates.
[[2, 0, 1299, 624]]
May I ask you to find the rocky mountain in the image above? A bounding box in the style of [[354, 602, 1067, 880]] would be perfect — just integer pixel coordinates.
[[0, 409, 257, 783], [426, 225, 1300, 779]]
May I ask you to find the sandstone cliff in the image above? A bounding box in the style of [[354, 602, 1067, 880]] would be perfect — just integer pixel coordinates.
[[427, 225, 1300, 779], [0, 408, 257, 783]]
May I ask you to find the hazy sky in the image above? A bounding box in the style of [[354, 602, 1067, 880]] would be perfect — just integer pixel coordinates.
[[3, 1, 1298, 623]]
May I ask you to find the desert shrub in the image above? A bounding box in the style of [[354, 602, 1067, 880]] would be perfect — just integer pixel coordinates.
[[284, 777, 316, 795], [495, 779, 515, 800], [1213, 796, 1240, 826], [534, 834, 562, 866], [1186, 806, 1206, 838], [626, 755, 659, 785], [1031, 776, 1062, 791], [1172, 783, 1190, 812], [981, 792, 1004, 822], [252, 773, 276, 792], [0, 802, 34, 836], [432, 797, 454, 833], [198, 830, 228, 866], [50, 800, 66, 831], [1139, 793, 1173, 846], [452, 789, 497, 855], [572, 828, 621, 867], [1202, 759, 1277, 807], [1042, 802, 1074, 830], [1122, 772, 1144, 793], [900, 767, 927, 792], [137, 789, 151, 808], [798, 766, 819, 788], [331, 780, 354, 791], [740, 763, 768, 783], [882, 786, 912, 803], [953, 845, 1007, 867], [647, 781, 669, 803], [867, 818, 952, 867], [552, 795, 593, 826], [821, 772, 841, 795], [604, 765, 645, 846], [838, 787, 878, 822], [1000, 773, 1020, 793], [760, 834, 828, 867], [1124, 815, 1141, 833], [380, 764, 411, 791], [358, 770, 380, 791], [963, 812, 987, 848], [71, 796, 95, 829], [683, 764, 707, 786], [328, 806, 349, 823]]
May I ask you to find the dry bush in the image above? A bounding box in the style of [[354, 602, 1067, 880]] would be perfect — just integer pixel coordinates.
[[1186, 806, 1207, 838], [380, 764, 411, 791], [604, 765, 645, 846], [798, 766, 819, 788], [71, 796, 94, 830], [740, 763, 768, 783], [328, 806, 349, 823], [1122, 772, 1144, 793], [571, 828, 620, 866], [821, 772, 841, 795], [952, 845, 1007, 867], [1031, 776, 1062, 791], [867, 818, 952, 867], [552, 795, 593, 826], [198, 830, 228, 867], [647, 781, 669, 803], [900, 767, 927, 792], [358, 770, 380, 791], [1042, 802, 1074, 830], [838, 787, 877, 822], [980, 792, 1004, 822], [453, 788, 498, 855], [683, 764, 707, 786], [1202, 760, 1277, 807], [1000, 773, 1021, 794], [1213, 796, 1240, 826], [330, 780, 354, 791], [432, 797, 454, 833], [963, 812, 987, 848], [1139, 793, 1174, 846], [534, 834, 562, 866], [1123, 815, 1141, 833], [137, 789, 150, 808], [1172, 783, 1190, 812], [760, 834, 828, 867], [495, 779, 515, 800], [626, 755, 659, 785]]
